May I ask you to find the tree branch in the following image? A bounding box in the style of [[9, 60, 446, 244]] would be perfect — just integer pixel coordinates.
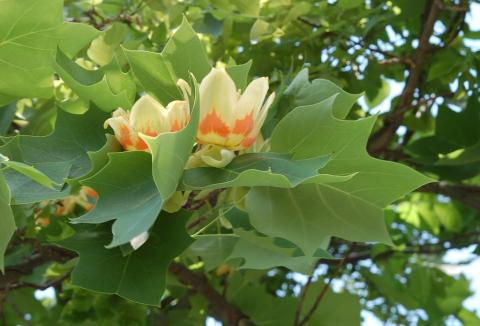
[[297, 245, 354, 326], [418, 183, 480, 212], [169, 262, 251, 326], [368, 0, 441, 154]]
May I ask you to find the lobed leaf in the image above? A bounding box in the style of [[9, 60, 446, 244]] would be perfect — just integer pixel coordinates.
[[60, 211, 192, 306]]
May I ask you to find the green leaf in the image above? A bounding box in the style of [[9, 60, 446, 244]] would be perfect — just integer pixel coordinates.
[[187, 235, 238, 271], [189, 230, 328, 274], [280, 69, 362, 119], [0, 0, 63, 98], [1, 160, 56, 189], [59, 211, 193, 306], [225, 60, 252, 91], [0, 172, 15, 272], [75, 82, 198, 247], [249, 96, 432, 255], [75, 151, 162, 248], [182, 152, 333, 190], [271, 96, 433, 207], [246, 185, 391, 256], [87, 22, 128, 66], [436, 96, 480, 147], [227, 275, 298, 326], [436, 141, 480, 166], [54, 49, 136, 112], [0, 107, 108, 204], [162, 17, 211, 81], [123, 48, 181, 105], [338, 0, 364, 9], [55, 22, 101, 58], [76, 134, 122, 183], [235, 0, 260, 16], [365, 79, 390, 108], [301, 283, 361, 325], [226, 229, 326, 274], [143, 80, 200, 202], [0, 103, 16, 135], [250, 19, 272, 42], [227, 274, 361, 325]]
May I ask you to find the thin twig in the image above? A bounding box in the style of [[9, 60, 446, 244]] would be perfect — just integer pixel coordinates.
[[169, 262, 250, 325], [293, 274, 315, 325], [297, 245, 355, 326]]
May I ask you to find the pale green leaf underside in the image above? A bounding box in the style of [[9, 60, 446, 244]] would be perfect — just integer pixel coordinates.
[[271, 96, 433, 207], [182, 152, 335, 190], [247, 96, 433, 255], [246, 184, 391, 256]]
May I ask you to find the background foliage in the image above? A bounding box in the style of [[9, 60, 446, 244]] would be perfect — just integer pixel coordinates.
[[1, 0, 480, 325]]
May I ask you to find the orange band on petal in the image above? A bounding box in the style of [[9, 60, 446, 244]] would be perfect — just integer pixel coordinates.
[[84, 188, 98, 199], [134, 138, 149, 151], [233, 112, 254, 135], [120, 124, 134, 149], [170, 119, 182, 132], [199, 110, 230, 137], [241, 137, 256, 149]]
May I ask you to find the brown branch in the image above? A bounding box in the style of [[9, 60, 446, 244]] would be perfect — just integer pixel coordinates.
[[169, 262, 250, 325], [1, 244, 75, 294], [320, 231, 480, 267], [418, 183, 480, 213], [84, 8, 134, 29], [0, 273, 70, 292], [297, 245, 354, 326], [368, 0, 441, 154], [293, 274, 315, 325]]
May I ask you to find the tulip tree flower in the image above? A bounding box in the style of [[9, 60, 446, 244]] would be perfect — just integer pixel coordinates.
[[197, 68, 275, 151], [105, 80, 191, 151]]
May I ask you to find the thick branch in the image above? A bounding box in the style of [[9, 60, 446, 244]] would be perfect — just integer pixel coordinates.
[[418, 183, 480, 212], [368, 0, 441, 154], [169, 262, 251, 326]]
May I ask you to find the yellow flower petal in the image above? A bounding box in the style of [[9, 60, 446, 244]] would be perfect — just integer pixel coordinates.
[[130, 95, 169, 136]]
